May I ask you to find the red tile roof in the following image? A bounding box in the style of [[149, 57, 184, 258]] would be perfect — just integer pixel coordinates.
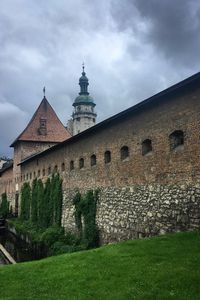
[[10, 97, 71, 147]]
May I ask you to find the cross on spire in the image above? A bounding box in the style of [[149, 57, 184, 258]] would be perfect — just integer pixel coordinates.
[[82, 62, 85, 73], [43, 86, 46, 97]]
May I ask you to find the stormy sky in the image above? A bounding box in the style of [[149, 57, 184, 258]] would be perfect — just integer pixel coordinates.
[[0, 0, 200, 157]]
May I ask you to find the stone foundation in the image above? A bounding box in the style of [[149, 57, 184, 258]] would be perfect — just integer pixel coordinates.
[[62, 184, 200, 244]]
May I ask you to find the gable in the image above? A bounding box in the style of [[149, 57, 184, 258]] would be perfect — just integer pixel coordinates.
[[10, 97, 71, 147]]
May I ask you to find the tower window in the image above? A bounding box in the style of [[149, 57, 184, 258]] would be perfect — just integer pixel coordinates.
[[142, 139, 152, 156], [43, 169, 45, 176], [105, 151, 111, 164], [38, 170, 40, 177], [70, 160, 74, 171], [61, 163, 65, 171], [120, 146, 129, 161], [38, 118, 47, 135], [40, 118, 46, 128], [91, 154, 96, 166], [169, 130, 184, 150], [79, 158, 84, 169], [54, 165, 58, 173], [48, 166, 51, 175]]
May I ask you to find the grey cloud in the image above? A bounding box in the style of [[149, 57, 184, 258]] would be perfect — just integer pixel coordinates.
[[0, 101, 28, 156], [0, 0, 200, 156], [112, 0, 200, 67]]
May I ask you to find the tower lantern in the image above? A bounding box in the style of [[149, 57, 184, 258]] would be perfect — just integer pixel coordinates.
[[71, 65, 97, 135]]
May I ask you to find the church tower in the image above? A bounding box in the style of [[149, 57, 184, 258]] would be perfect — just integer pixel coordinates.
[[72, 65, 96, 135]]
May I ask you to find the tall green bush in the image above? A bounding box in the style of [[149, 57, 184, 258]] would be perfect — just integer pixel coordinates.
[[50, 174, 63, 226], [0, 192, 9, 218], [21, 174, 63, 228], [37, 179, 44, 227], [73, 191, 82, 235], [20, 182, 31, 220], [44, 177, 52, 227], [31, 179, 38, 224], [73, 190, 99, 248], [81, 190, 99, 248], [54, 174, 63, 227]]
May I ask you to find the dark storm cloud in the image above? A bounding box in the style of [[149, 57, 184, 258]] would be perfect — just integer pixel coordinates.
[[112, 0, 200, 66], [0, 0, 200, 157]]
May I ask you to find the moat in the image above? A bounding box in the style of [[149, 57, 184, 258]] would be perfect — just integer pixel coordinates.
[[0, 229, 44, 265]]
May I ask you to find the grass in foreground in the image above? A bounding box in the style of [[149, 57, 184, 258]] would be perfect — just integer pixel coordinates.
[[0, 231, 200, 300]]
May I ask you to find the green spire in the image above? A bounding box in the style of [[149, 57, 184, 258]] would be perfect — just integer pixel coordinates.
[[79, 63, 89, 95], [73, 64, 95, 106]]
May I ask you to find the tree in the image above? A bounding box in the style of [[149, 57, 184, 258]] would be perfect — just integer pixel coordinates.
[[54, 174, 63, 227], [20, 182, 31, 220], [44, 177, 52, 227], [0, 192, 9, 219], [31, 179, 38, 224], [37, 179, 45, 227]]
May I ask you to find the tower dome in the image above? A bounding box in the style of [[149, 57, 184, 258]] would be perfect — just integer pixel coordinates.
[[71, 64, 97, 135], [73, 65, 95, 106]]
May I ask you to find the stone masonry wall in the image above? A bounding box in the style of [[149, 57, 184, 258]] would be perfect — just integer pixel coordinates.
[[97, 184, 200, 243], [61, 184, 200, 244]]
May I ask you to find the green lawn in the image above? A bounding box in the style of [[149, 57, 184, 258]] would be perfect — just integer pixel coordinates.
[[0, 231, 200, 300]]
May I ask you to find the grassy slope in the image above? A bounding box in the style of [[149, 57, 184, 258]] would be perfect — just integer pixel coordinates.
[[0, 231, 200, 300]]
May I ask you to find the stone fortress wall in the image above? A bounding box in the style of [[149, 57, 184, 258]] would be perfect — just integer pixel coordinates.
[[19, 82, 200, 244]]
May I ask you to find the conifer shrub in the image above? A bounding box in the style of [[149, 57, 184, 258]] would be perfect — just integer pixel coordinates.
[[31, 179, 38, 224], [73, 191, 82, 235], [44, 177, 52, 227], [0, 192, 9, 218], [40, 226, 65, 247], [15, 173, 93, 257], [37, 179, 45, 228], [20, 182, 31, 220], [73, 189, 99, 249], [52, 174, 63, 227]]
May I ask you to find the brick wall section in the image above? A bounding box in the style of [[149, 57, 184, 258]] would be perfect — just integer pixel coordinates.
[[21, 88, 200, 186], [13, 141, 58, 185], [17, 86, 200, 243], [0, 167, 15, 208]]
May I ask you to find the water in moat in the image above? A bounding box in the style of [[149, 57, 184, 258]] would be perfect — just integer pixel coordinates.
[[0, 229, 46, 265]]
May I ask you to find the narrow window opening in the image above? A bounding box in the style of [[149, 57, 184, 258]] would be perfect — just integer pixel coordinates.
[[42, 169, 45, 176], [79, 158, 84, 169], [70, 160, 74, 171], [169, 130, 184, 150], [105, 151, 111, 164], [48, 166, 51, 175], [38, 118, 47, 135], [91, 154, 96, 166], [142, 139, 152, 156], [61, 163, 65, 171], [120, 146, 129, 161]]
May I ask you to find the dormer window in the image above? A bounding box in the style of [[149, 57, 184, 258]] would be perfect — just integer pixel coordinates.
[[40, 118, 46, 128], [38, 118, 47, 135]]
